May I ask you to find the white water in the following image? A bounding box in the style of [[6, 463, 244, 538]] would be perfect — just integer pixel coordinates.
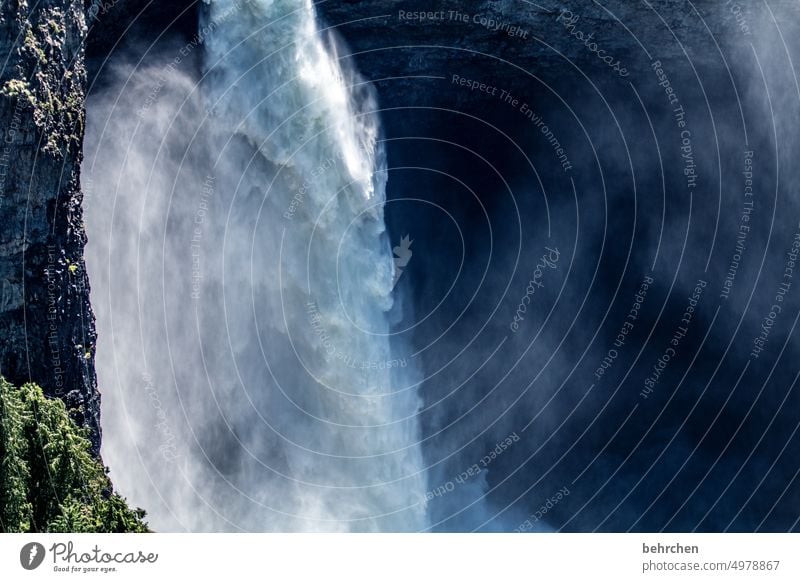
[[84, 0, 427, 531]]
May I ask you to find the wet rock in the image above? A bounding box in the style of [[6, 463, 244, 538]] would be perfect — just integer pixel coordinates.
[[0, 0, 100, 454]]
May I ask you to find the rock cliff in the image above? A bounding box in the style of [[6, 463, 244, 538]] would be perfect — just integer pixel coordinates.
[[3, 0, 798, 462], [0, 0, 99, 453]]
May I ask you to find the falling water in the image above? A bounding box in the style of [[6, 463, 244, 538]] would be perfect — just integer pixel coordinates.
[[84, 0, 427, 531]]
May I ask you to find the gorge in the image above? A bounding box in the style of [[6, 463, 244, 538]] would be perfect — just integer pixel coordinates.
[[2, 0, 800, 532]]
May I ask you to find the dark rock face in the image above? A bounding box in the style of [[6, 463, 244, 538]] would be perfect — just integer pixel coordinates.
[[0, 0, 199, 457], [314, 0, 796, 108], [0, 0, 100, 453], [85, 0, 198, 84]]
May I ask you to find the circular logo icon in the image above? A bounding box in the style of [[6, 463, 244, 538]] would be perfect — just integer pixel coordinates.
[[19, 542, 45, 570]]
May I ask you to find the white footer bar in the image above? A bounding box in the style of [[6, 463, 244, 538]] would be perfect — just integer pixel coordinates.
[[1, 533, 797, 581]]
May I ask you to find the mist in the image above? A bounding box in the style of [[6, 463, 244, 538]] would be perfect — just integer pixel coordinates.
[[84, 0, 427, 532], [82, 0, 800, 532]]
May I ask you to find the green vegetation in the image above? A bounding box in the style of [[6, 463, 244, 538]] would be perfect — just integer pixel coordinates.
[[2, 4, 86, 155], [0, 378, 148, 532]]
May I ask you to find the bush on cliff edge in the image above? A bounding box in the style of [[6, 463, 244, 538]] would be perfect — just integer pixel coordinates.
[[0, 377, 148, 532]]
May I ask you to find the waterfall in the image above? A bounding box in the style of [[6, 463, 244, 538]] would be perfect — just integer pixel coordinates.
[[84, 0, 427, 531]]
